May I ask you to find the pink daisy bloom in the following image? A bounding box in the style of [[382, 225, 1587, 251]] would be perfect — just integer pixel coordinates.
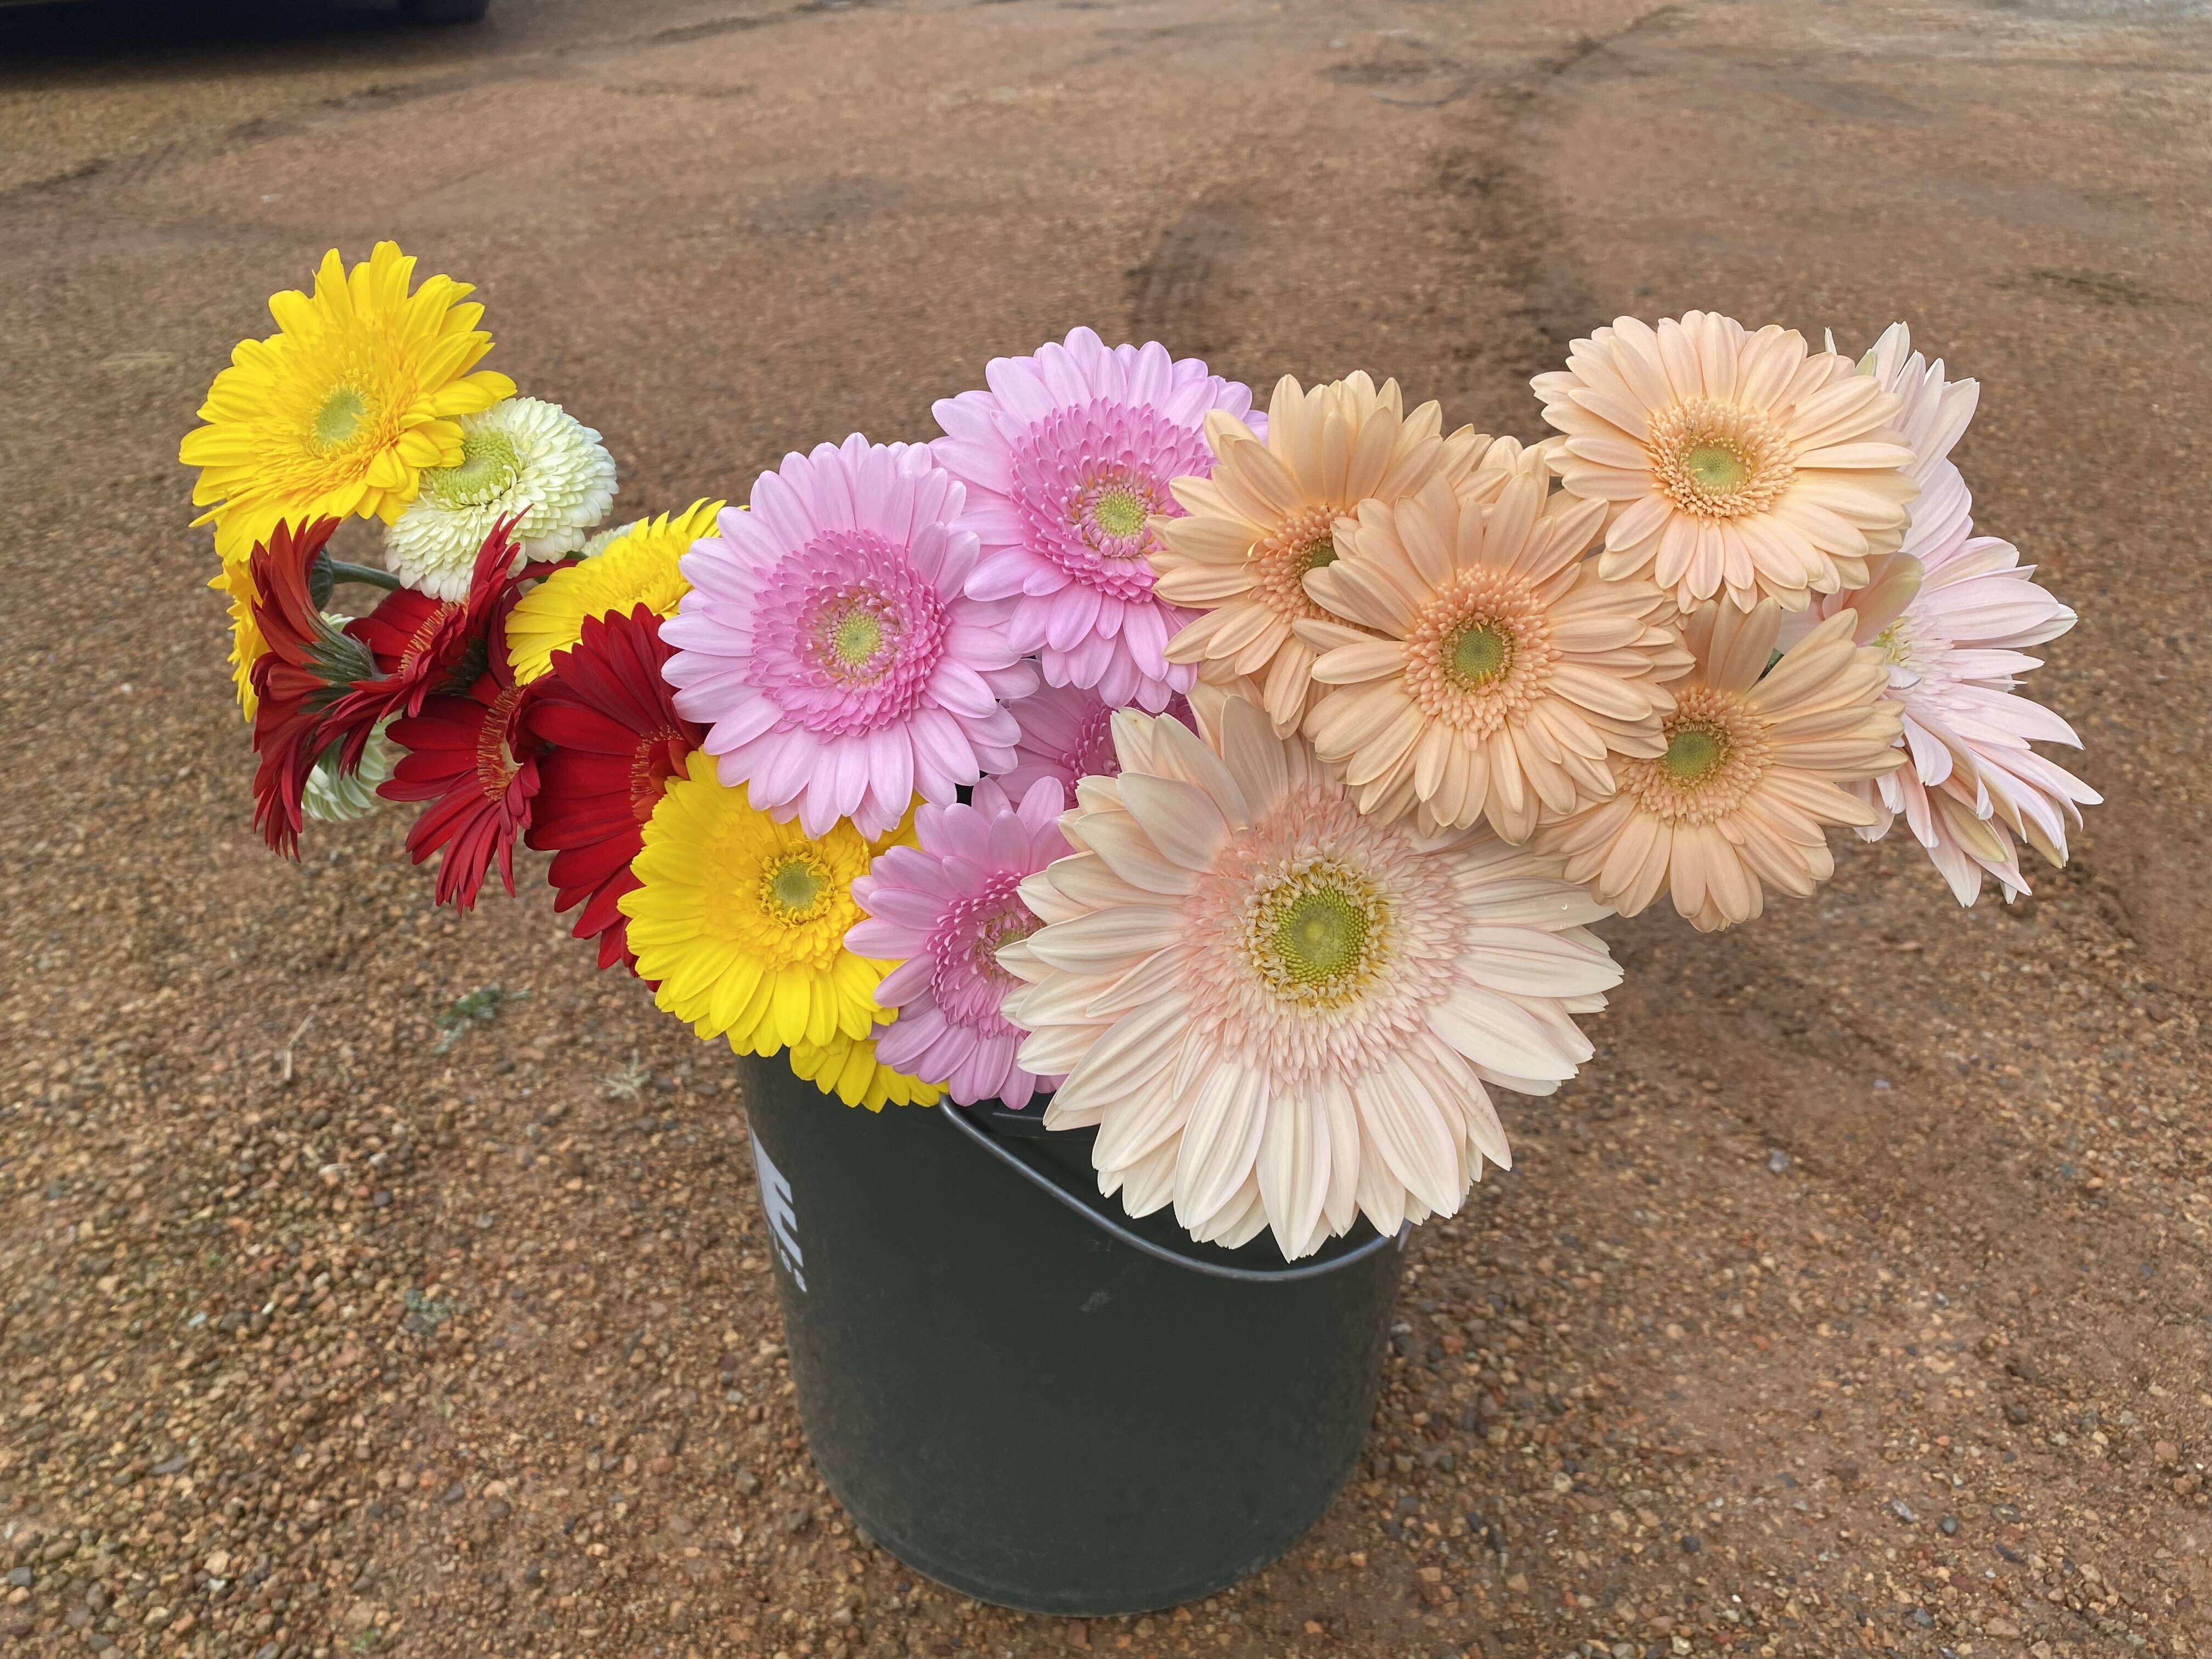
[[1792, 326, 2097, 904], [846, 777, 1071, 1108], [994, 681, 1192, 800], [931, 327, 1257, 712], [661, 435, 1036, 839]]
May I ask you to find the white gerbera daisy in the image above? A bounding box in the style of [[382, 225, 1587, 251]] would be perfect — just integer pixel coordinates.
[[302, 716, 400, 823], [383, 396, 617, 600], [998, 690, 1619, 1260]]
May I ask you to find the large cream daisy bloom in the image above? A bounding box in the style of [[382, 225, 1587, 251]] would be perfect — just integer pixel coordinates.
[[1533, 312, 1918, 612], [998, 691, 1619, 1260], [1295, 469, 1690, 842], [1536, 602, 1903, 932], [1153, 375, 1488, 735]]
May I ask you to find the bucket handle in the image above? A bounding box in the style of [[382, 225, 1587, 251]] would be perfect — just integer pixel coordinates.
[[939, 1102, 1406, 1284]]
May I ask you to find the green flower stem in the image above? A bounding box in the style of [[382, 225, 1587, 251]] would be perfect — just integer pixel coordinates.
[[323, 558, 404, 592]]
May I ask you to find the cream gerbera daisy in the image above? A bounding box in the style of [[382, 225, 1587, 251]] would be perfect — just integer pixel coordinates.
[[1153, 375, 1488, 735], [1536, 601, 1903, 932], [999, 693, 1619, 1260], [507, 499, 725, 685], [180, 241, 515, 563], [1295, 469, 1690, 842], [383, 397, 618, 600], [1533, 312, 1918, 612], [302, 715, 400, 823]]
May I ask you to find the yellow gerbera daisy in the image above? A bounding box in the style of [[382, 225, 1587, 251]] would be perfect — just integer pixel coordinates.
[[506, 499, 726, 685], [212, 560, 269, 717], [180, 241, 516, 563], [619, 752, 918, 1056], [786, 1031, 942, 1111]]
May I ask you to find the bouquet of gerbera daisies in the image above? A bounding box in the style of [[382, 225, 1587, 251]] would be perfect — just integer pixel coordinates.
[[187, 247, 2097, 1261]]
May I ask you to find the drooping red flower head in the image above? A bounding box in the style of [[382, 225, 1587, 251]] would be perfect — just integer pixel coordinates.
[[521, 606, 704, 970], [335, 515, 532, 733], [245, 517, 377, 858], [380, 609, 541, 912]]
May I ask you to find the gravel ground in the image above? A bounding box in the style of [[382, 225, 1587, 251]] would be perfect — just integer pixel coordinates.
[[2, 0, 2208, 1655]]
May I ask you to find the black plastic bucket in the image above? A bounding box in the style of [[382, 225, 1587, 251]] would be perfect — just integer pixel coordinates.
[[737, 1053, 1405, 1616]]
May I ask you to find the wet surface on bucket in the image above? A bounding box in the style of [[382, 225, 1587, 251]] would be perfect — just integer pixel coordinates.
[[3, 0, 2210, 1654]]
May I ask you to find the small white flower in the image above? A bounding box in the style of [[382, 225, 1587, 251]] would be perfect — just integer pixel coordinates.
[[303, 718, 400, 824], [384, 396, 617, 600]]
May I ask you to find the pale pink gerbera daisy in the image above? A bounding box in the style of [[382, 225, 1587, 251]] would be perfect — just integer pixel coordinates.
[[846, 778, 1070, 1108], [662, 436, 1035, 839], [1296, 469, 1691, 842], [1533, 312, 1919, 612], [992, 681, 1192, 800], [998, 693, 1620, 1260], [1788, 325, 2096, 904], [1153, 373, 1488, 735], [932, 327, 1256, 712], [1536, 601, 1903, 932]]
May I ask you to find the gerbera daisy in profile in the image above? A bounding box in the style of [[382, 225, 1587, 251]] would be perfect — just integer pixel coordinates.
[[1536, 601, 1903, 932], [1295, 470, 1690, 841], [383, 397, 618, 600], [1788, 325, 2096, 904], [992, 681, 1192, 800], [847, 777, 1070, 1108], [379, 614, 539, 911], [334, 517, 529, 732], [1153, 373, 1487, 733], [999, 695, 1620, 1259], [303, 718, 401, 823], [242, 518, 379, 856], [1532, 312, 1918, 612], [507, 498, 725, 685], [662, 437, 1034, 839], [787, 1031, 944, 1112], [520, 606, 705, 970], [180, 241, 515, 563], [618, 751, 917, 1054], [932, 327, 1256, 711], [214, 561, 273, 718]]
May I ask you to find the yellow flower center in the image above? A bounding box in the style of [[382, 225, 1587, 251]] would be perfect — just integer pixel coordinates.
[[312, 385, 372, 454], [828, 609, 885, 669], [1645, 397, 1794, 522], [1245, 856, 1390, 1008], [1622, 688, 1771, 824], [1091, 487, 1148, 539], [422, 427, 523, 509], [761, 853, 830, 923], [1446, 620, 1514, 687]]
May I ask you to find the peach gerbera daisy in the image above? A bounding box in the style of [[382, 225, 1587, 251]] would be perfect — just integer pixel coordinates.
[[999, 693, 1618, 1260], [1535, 601, 1903, 931], [1153, 374, 1488, 734], [1295, 469, 1691, 842], [1533, 312, 1918, 612]]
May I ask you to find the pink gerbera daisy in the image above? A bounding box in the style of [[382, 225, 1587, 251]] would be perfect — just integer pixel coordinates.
[[846, 778, 1071, 1108], [931, 327, 1257, 712], [994, 681, 1192, 800], [661, 436, 1036, 839]]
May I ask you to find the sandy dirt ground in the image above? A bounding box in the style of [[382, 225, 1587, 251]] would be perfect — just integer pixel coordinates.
[[2, 0, 2209, 1655]]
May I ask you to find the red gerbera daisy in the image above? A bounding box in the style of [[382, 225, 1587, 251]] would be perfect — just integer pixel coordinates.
[[380, 612, 541, 911], [335, 515, 531, 733], [245, 518, 378, 858], [521, 606, 704, 970]]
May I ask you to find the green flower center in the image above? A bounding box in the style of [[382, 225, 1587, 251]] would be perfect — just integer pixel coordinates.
[[828, 609, 885, 668], [1246, 856, 1390, 1008], [762, 854, 828, 922], [1446, 620, 1514, 687], [422, 427, 524, 509], [1683, 442, 1750, 496], [1662, 721, 1729, 783], [1091, 486, 1148, 540], [312, 385, 371, 453], [1302, 532, 1339, 572]]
